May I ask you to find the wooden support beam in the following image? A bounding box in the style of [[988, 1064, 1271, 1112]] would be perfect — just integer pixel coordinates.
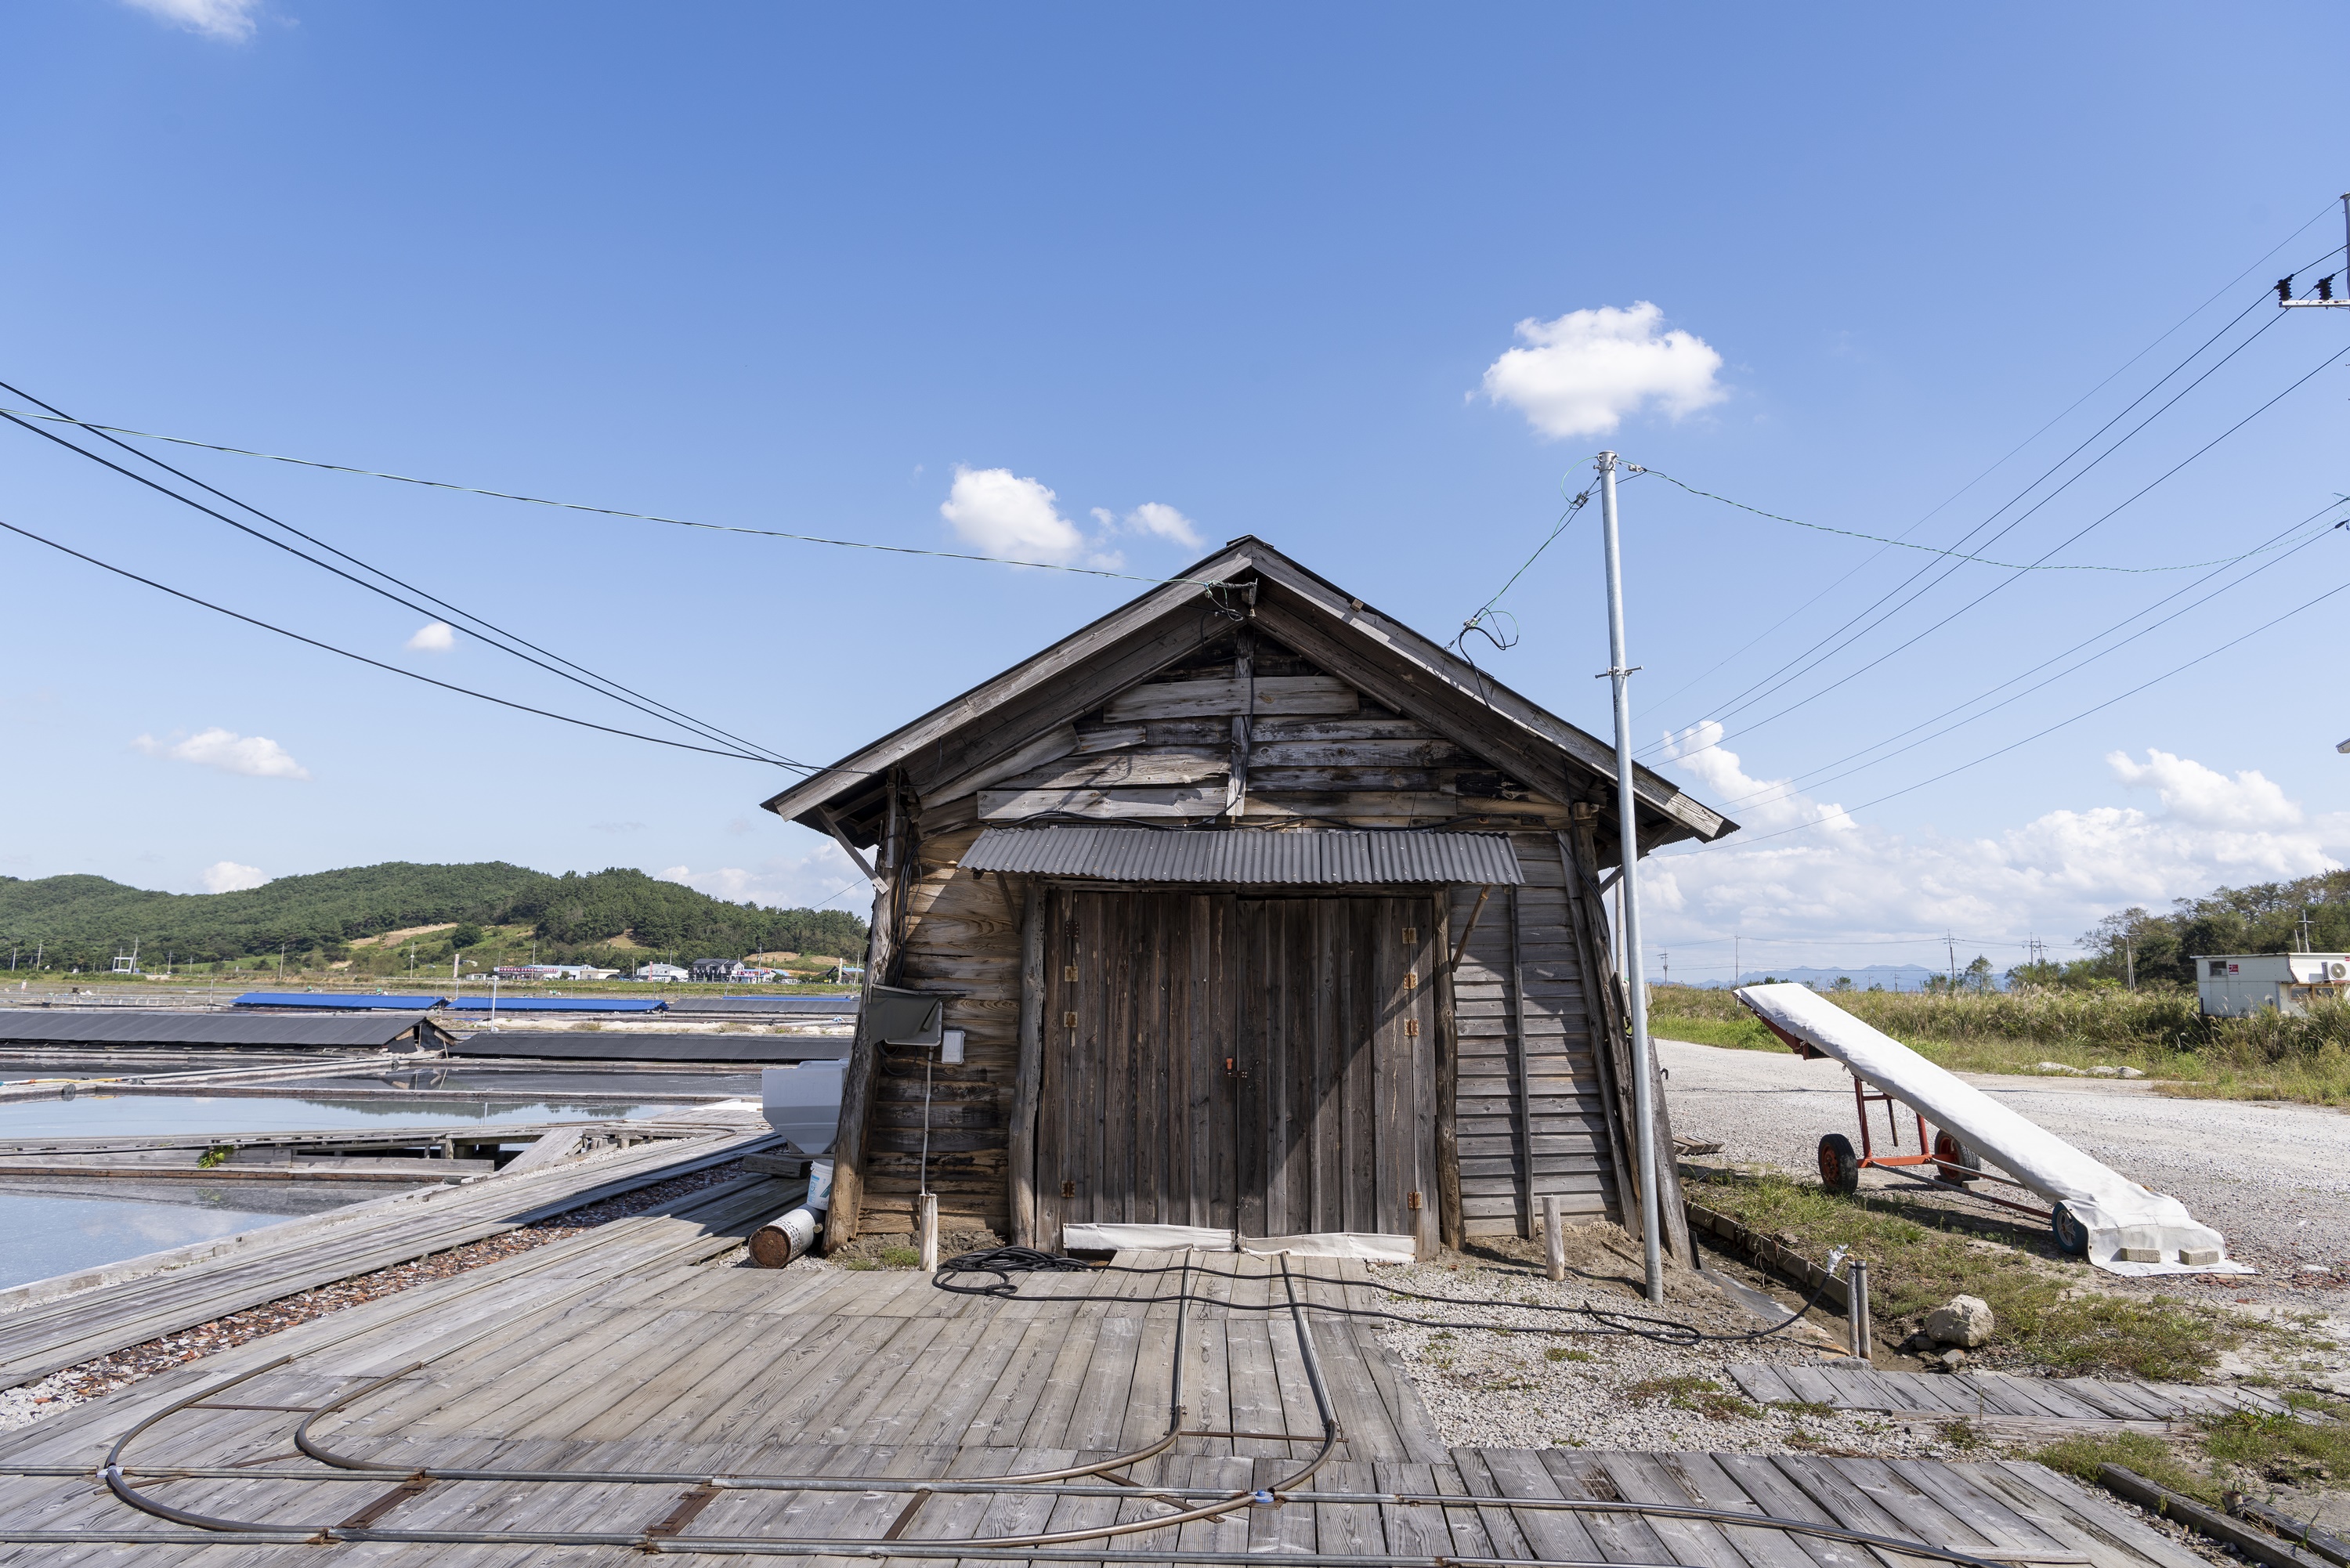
[[815, 805, 884, 893], [1446, 886, 1492, 975], [1009, 878, 1044, 1248]]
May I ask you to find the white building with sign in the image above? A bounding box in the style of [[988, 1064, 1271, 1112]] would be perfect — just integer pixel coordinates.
[[2196, 952, 2350, 1017]]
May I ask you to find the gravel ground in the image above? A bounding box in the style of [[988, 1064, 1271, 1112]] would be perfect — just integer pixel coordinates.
[[1659, 1036, 2350, 1295], [0, 1158, 750, 1435], [1371, 1251, 1983, 1458]]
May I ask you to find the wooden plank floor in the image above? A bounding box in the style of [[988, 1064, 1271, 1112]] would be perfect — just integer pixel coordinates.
[[0, 1250, 2210, 1566], [1730, 1361, 2297, 1431]]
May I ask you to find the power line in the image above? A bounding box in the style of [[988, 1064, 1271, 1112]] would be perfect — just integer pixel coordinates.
[[1642, 255, 2337, 760], [1637, 222, 2347, 721], [1662, 567, 2350, 858], [0, 405, 1242, 588], [0, 515, 784, 764], [1654, 330, 2346, 767], [0, 389, 816, 771], [1700, 499, 2350, 811]]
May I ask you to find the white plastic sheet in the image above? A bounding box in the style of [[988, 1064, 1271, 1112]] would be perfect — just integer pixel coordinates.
[[1734, 984, 2251, 1277]]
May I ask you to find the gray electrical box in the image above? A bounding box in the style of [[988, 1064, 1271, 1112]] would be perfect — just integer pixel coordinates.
[[866, 985, 945, 1046]]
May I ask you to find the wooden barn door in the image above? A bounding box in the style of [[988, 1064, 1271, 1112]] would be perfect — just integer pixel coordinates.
[[1036, 887, 1437, 1245]]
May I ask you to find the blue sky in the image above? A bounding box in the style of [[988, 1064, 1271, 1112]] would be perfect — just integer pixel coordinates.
[[2, 3, 2345, 979]]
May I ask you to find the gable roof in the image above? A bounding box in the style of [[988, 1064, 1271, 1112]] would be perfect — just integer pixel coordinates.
[[761, 536, 1736, 854]]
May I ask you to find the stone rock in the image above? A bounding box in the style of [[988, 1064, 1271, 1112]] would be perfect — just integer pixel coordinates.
[[2117, 1066, 2146, 1079], [2036, 1062, 2083, 1075], [1925, 1295, 1995, 1348], [2087, 1065, 2122, 1078], [1901, 1330, 1937, 1353], [1936, 1348, 1969, 1371]]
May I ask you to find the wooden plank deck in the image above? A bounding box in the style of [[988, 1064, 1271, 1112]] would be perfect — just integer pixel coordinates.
[[0, 1251, 2208, 1565], [1727, 1361, 2296, 1435]]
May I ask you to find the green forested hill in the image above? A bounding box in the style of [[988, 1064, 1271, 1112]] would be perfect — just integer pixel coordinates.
[[0, 862, 866, 970]]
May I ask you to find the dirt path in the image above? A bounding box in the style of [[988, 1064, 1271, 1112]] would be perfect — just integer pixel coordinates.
[[1659, 1037, 2350, 1298]]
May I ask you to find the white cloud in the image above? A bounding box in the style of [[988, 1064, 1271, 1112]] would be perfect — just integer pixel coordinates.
[[941, 467, 1091, 564], [134, 728, 310, 780], [405, 622, 456, 652], [120, 0, 261, 41], [1480, 302, 1726, 440], [657, 844, 868, 911], [1119, 502, 1206, 549], [201, 861, 268, 894], [1640, 724, 2345, 977]]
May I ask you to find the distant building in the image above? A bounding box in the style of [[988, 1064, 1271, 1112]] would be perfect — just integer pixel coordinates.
[[689, 958, 745, 982], [2196, 952, 2350, 1017], [635, 963, 689, 982]]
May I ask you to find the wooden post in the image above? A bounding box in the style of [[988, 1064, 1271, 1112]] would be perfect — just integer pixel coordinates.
[[823, 778, 903, 1254], [918, 1192, 940, 1273], [1009, 879, 1045, 1248], [1541, 1193, 1565, 1282], [1505, 886, 1533, 1240], [1432, 894, 1464, 1251]]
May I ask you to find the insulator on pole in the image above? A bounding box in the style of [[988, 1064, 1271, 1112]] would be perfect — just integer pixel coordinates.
[[2319, 274, 2337, 302], [2277, 276, 2295, 303]]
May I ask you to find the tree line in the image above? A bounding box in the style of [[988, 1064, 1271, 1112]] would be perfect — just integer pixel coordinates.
[[0, 862, 866, 972], [2014, 868, 2350, 990]]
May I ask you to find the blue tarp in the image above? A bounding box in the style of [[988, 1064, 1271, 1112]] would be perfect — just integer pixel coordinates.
[[441, 996, 667, 1013], [234, 992, 450, 1010]]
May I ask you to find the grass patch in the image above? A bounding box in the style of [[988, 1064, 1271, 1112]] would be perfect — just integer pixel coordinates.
[[1647, 984, 2350, 1106], [2033, 1430, 2218, 1505], [1544, 1347, 1593, 1363], [2200, 1404, 2350, 1487], [1692, 1171, 2235, 1380], [877, 1245, 923, 1269], [1628, 1375, 1762, 1422]]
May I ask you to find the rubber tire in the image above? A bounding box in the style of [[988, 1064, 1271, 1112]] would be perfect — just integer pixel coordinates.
[[2050, 1202, 2089, 1257], [1818, 1133, 1860, 1195], [1932, 1130, 1983, 1183]]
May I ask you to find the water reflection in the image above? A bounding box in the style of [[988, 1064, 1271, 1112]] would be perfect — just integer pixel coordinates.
[[0, 1187, 363, 1292], [0, 1097, 664, 1139]]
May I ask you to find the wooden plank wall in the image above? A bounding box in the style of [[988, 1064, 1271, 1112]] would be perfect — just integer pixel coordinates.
[[1448, 832, 1622, 1237], [862, 823, 1017, 1236]]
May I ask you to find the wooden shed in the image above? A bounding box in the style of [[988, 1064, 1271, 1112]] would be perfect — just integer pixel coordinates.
[[761, 537, 1736, 1259]]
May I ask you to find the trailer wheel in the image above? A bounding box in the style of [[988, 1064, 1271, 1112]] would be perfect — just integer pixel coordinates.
[[2050, 1202, 2089, 1257], [1932, 1130, 1982, 1182], [1817, 1133, 1860, 1195]]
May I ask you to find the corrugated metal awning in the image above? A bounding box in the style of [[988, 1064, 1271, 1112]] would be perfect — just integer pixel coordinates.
[[960, 826, 1523, 885]]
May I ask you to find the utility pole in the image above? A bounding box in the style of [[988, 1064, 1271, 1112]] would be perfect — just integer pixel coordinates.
[[2298, 909, 2316, 954], [2278, 195, 2350, 310], [1733, 933, 1740, 989], [1596, 450, 1664, 1305]]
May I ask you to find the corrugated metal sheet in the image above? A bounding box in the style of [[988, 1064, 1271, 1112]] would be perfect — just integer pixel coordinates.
[[233, 992, 449, 1010], [960, 826, 1523, 885], [679, 995, 860, 1016], [441, 997, 668, 1013], [450, 1031, 845, 1063], [0, 1011, 443, 1049]]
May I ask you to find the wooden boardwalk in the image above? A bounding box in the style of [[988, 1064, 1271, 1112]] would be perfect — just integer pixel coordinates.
[[1730, 1361, 2296, 1436], [0, 1247, 2211, 1566]]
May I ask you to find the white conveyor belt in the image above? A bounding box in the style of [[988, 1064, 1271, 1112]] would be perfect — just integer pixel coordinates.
[[1734, 983, 2251, 1277]]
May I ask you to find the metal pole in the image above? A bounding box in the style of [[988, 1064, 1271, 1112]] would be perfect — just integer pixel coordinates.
[[1596, 450, 1663, 1305], [1847, 1257, 1871, 1360]]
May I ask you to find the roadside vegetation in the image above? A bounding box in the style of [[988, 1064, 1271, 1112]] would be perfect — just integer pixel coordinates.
[[1687, 1169, 2238, 1381], [2034, 1391, 2350, 1504], [1649, 984, 2350, 1106]]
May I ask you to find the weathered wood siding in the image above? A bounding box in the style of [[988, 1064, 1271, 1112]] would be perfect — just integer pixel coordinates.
[[862, 824, 1017, 1235], [855, 631, 1621, 1245], [1029, 891, 1437, 1241], [1446, 832, 1622, 1237]]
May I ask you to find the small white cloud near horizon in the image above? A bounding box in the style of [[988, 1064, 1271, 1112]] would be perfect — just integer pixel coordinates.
[[134, 728, 310, 780], [657, 845, 866, 912], [121, 0, 260, 41], [1481, 302, 1726, 440], [405, 622, 456, 652], [1091, 502, 1205, 550], [1638, 723, 2346, 978], [201, 860, 268, 894]]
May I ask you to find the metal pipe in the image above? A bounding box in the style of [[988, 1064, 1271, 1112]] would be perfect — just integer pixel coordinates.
[[1597, 450, 1663, 1303]]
